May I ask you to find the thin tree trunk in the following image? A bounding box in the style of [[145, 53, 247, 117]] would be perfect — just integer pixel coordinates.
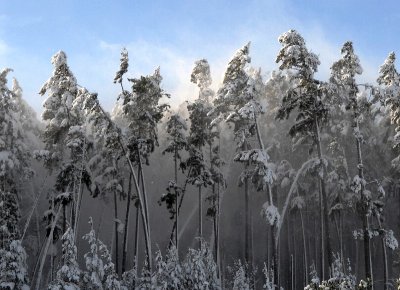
[[198, 186, 203, 249], [96, 102, 152, 270], [132, 168, 142, 289], [290, 254, 294, 290], [21, 188, 44, 242], [340, 211, 345, 274], [168, 167, 192, 246], [74, 138, 86, 242], [377, 217, 388, 290], [254, 114, 278, 282], [319, 181, 324, 280], [355, 124, 373, 289], [122, 173, 133, 273], [35, 205, 62, 290], [244, 175, 250, 263], [314, 118, 333, 276], [216, 180, 222, 281], [137, 149, 152, 271], [174, 147, 179, 251], [287, 212, 291, 290], [113, 190, 119, 275], [133, 203, 140, 289], [292, 213, 297, 290], [299, 206, 308, 285]]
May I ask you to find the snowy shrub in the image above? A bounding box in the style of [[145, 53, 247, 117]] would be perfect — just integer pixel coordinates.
[[0, 240, 30, 290]]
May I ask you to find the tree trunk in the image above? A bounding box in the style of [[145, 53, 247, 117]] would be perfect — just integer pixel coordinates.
[[244, 175, 250, 263], [377, 217, 388, 290], [168, 168, 192, 248], [122, 172, 133, 273], [314, 117, 333, 276], [216, 180, 222, 281], [174, 148, 179, 252], [34, 205, 62, 290], [198, 186, 203, 249], [113, 190, 119, 275], [95, 100, 152, 271], [133, 203, 140, 289], [137, 150, 153, 271], [299, 207, 308, 285], [319, 181, 324, 280], [355, 125, 372, 289]]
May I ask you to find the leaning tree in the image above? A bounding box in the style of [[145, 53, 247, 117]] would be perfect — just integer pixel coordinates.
[[275, 29, 333, 278]]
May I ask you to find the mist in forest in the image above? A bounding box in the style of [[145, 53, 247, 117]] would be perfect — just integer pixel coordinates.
[[2, 1, 400, 290]]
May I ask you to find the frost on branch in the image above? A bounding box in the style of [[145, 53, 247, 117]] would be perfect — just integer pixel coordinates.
[[350, 175, 366, 195], [261, 202, 280, 226], [384, 229, 399, 250]]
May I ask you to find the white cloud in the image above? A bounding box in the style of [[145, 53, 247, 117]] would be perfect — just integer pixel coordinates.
[[69, 39, 229, 112], [1, 1, 384, 116]]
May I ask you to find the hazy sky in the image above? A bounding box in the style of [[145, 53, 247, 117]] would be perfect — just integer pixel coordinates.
[[1, 0, 399, 114]]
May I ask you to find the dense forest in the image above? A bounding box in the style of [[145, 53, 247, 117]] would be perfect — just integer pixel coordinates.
[[1, 29, 400, 289]]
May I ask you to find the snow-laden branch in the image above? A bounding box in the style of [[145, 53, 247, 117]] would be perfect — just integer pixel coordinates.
[[275, 157, 319, 246]]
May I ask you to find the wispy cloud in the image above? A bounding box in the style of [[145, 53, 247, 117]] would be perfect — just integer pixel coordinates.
[[0, 0, 386, 115]]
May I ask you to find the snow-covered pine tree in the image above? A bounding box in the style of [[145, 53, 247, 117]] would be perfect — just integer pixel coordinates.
[[38, 51, 92, 236], [212, 43, 277, 281], [82, 217, 121, 289], [184, 99, 213, 249], [11, 78, 42, 148], [212, 43, 255, 266], [191, 59, 226, 271], [119, 64, 170, 271], [329, 41, 375, 288], [377, 52, 400, 162], [230, 260, 252, 290], [0, 240, 30, 290], [39, 51, 81, 170], [275, 29, 333, 277], [152, 246, 184, 289], [0, 68, 32, 290], [47, 227, 81, 290], [85, 88, 125, 276], [36, 51, 92, 290], [182, 241, 220, 289], [111, 48, 132, 275], [74, 85, 139, 281], [159, 113, 187, 251], [376, 51, 400, 290], [99, 237, 121, 289], [182, 59, 217, 250], [230, 66, 278, 282], [82, 218, 105, 289]]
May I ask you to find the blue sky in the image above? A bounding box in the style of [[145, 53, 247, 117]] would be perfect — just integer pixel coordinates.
[[1, 0, 399, 113]]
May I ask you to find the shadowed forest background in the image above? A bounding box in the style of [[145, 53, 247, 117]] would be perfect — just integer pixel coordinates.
[[1, 29, 400, 289]]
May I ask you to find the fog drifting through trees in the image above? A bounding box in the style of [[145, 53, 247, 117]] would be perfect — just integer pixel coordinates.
[[1, 29, 400, 289]]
